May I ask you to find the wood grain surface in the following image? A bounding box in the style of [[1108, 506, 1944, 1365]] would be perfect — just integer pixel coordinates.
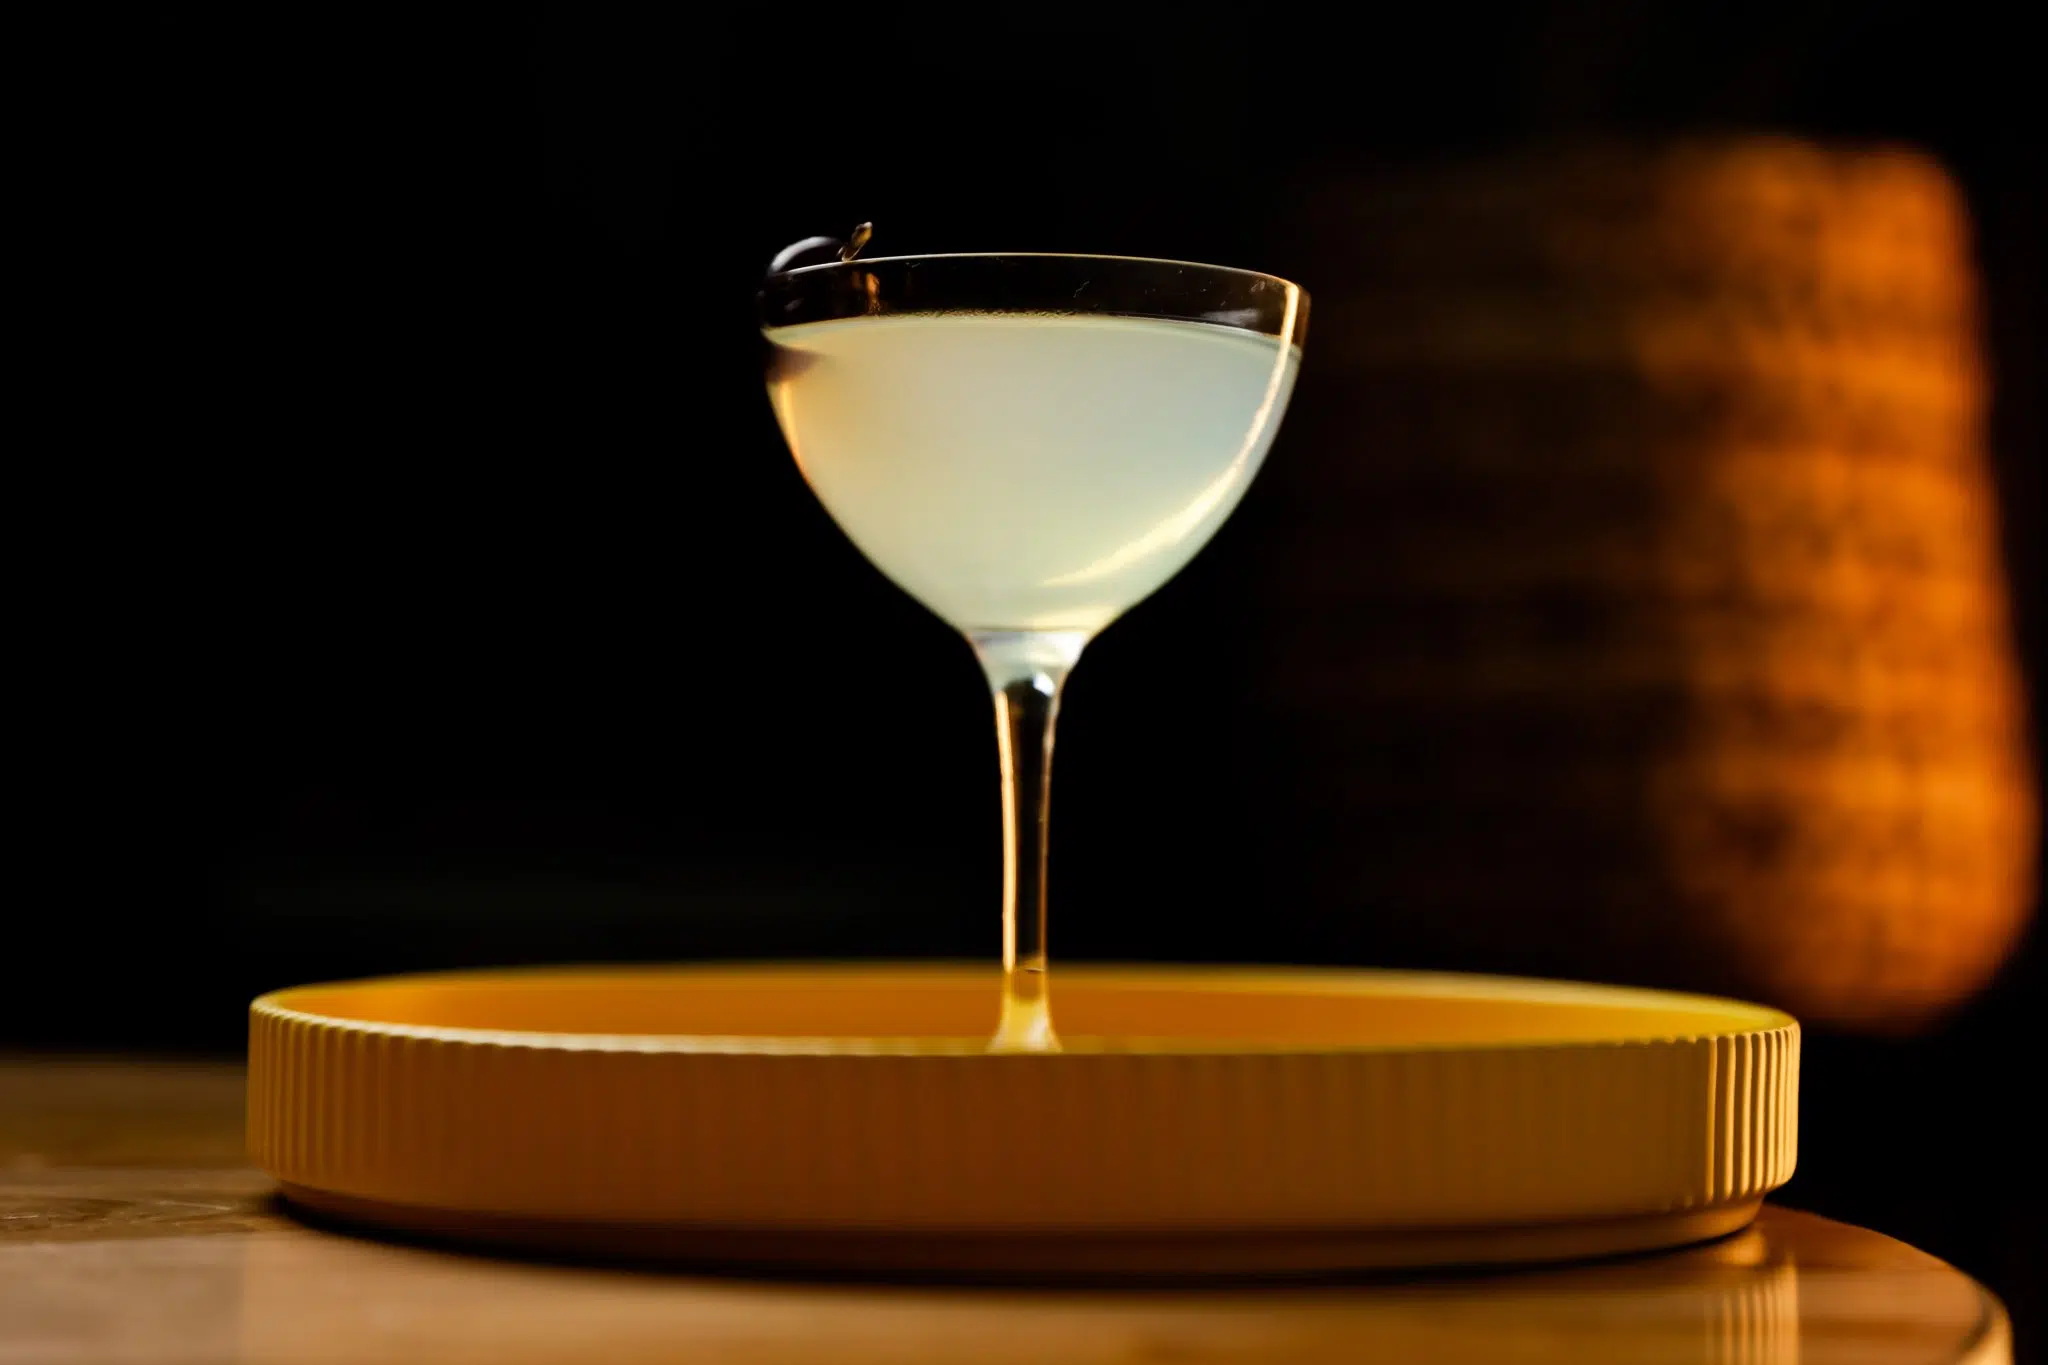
[[0, 1057, 2011, 1364]]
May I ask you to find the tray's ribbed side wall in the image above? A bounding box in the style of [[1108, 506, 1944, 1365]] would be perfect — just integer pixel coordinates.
[[250, 1005, 1796, 1232]]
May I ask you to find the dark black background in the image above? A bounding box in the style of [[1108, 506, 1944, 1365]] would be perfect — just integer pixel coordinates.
[[16, 1, 2042, 1354]]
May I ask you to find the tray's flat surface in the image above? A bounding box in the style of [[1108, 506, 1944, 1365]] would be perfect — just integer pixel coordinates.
[[0, 1059, 2011, 1365], [247, 964, 1799, 1271]]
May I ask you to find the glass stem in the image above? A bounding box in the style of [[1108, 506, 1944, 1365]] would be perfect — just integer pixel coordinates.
[[970, 630, 1087, 1053]]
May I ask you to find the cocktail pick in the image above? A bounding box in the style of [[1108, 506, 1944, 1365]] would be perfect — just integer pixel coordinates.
[[767, 222, 873, 275]]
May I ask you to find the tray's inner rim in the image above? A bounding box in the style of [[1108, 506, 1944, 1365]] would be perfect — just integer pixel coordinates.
[[255, 964, 1795, 1056]]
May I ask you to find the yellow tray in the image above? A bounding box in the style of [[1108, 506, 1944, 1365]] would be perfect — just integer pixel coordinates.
[[248, 964, 1797, 1276]]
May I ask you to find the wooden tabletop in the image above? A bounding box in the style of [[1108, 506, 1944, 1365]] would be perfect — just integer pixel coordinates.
[[0, 1057, 2012, 1364]]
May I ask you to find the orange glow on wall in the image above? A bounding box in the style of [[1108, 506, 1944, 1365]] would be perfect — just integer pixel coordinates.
[[1247, 139, 2036, 1031]]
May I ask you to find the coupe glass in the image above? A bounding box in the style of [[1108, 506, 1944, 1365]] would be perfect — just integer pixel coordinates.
[[760, 251, 1308, 1051]]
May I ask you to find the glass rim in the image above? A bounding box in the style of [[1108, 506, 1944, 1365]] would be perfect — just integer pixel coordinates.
[[763, 250, 1307, 298]]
